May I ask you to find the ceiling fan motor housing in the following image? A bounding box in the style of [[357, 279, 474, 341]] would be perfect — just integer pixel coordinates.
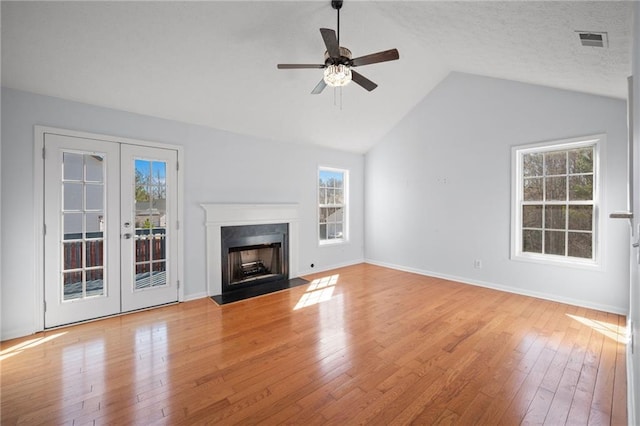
[[324, 47, 352, 66]]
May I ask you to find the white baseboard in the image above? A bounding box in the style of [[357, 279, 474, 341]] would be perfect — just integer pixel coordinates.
[[297, 258, 365, 278], [1, 326, 39, 342], [183, 291, 208, 301], [364, 259, 627, 315]]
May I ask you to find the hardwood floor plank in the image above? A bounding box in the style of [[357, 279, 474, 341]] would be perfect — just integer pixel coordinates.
[[544, 367, 581, 425], [587, 311, 617, 423], [611, 313, 628, 425], [520, 386, 555, 425], [498, 344, 556, 424], [0, 264, 626, 425], [457, 391, 496, 425]]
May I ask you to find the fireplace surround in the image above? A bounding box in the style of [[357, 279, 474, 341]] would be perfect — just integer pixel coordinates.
[[202, 204, 299, 297], [221, 223, 288, 293]]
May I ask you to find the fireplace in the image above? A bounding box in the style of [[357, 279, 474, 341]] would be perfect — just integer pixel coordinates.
[[221, 223, 288, 293], [202, 203, 300, 297]]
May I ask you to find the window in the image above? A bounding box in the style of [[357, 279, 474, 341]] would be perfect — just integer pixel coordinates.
[[318, 167, 348, 244], [511, 135, 603, 266]]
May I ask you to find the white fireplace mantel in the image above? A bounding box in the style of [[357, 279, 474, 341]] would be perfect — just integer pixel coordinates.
[[202, 203, 300, 296]]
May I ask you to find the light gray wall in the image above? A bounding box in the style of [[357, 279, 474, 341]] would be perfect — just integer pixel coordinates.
[[365, 72, 629, 314], [1, 87, 365, 340]]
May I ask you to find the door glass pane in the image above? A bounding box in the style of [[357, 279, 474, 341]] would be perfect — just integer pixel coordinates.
[[86, 269, 105, 297], [135, 263, 151, 289], [86, 240, 104, 267], [151, 162, 166, 184], [63, 241, 82, 270], [133, 159, 168, 290], [85, 212, 104, 238], [152, 198, 166, 227], [61, 150, 107, 301], [136, 235, 150, 263], [64, 182, 83, 211], [63, 152, 83, 181], [152, 262, 166, 273], [85, 184, 104, 210], [63, 213, 83, 240], [152, 232, 166, 261], [85, 154, 104, 182], [63, 271, 83, 300], [152, 262, 167, 287]]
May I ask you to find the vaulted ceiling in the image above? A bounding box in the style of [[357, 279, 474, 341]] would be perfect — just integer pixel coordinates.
[[1, 1, 633, 153]]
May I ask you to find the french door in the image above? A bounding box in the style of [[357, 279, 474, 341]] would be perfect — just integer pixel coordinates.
[[44, 133, 179, 328]]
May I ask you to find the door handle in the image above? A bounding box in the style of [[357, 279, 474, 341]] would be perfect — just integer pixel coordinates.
[[123, 233, 132, 240], [610, 211, 634, 219]]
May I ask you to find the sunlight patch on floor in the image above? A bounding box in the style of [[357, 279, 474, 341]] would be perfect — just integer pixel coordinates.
[[566, 314, 627, 343], [294, 274, 339, 310], [0, 332, 67, 361]]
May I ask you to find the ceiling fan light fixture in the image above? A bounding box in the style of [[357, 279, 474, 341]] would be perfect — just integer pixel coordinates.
[[324, 64, 352, 87]]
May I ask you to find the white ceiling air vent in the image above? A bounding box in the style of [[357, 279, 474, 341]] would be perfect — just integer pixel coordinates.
[[576, 31, 608, 48]]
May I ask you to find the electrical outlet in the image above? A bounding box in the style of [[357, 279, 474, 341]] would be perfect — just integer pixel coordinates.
[[474, 259, 482, 269]]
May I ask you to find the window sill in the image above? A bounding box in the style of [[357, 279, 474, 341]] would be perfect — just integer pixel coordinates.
[[511, 252, 602, 271], [319, 239, 348, 247]]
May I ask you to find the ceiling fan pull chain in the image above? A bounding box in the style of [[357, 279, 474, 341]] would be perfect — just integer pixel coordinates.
[[332, 86, 343, 110]]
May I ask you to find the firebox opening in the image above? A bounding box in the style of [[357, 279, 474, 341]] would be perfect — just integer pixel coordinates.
[[228, 242, 282, 285]]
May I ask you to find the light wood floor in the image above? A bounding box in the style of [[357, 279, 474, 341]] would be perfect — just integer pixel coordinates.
[[1, 264, 627, 425]]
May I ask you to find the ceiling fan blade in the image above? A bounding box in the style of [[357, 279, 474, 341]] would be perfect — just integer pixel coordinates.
[[350, 49, 399, 67], [311, 79, 327, 94], [277, 64, 325, 69], [320, 28, 341, 58], [351, 70, 378, 92]]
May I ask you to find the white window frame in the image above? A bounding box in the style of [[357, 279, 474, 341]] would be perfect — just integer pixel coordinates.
[[318, 166, 349, 246], [510, 134, 605, 269]]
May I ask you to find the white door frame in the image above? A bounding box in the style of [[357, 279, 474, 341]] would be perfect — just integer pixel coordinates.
[[34, 125, 184, 331]]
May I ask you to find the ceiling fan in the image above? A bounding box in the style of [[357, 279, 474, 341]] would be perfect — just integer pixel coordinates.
[[277, 0, 399, 94]]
